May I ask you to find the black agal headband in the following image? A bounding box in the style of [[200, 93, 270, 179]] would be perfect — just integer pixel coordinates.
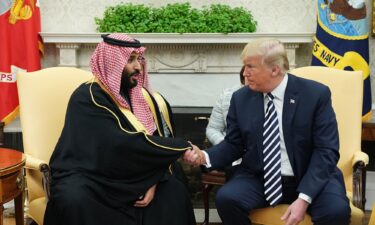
[[101, 34, 142, 48]]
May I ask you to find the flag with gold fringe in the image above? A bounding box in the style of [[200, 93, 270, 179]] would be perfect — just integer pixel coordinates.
[[0, 0, 43, 126], [311, 0, 371, 121]]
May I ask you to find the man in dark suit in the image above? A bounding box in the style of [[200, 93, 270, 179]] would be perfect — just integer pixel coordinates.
[[184, 38, 350, 225]]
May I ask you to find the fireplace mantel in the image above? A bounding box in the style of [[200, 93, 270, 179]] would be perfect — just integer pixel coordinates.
[[40, 32, 314, 107], [41, 32, 314, 44], [41, 32, 314, 70]]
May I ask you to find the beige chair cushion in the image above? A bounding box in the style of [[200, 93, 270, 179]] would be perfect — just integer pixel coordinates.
[[369, 203, 375, 225], [250, 204, 312, 225], [27, 197, 47, 225]]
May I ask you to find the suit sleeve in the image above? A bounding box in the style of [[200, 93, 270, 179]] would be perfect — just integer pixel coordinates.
[[297, 87, 340, 200]]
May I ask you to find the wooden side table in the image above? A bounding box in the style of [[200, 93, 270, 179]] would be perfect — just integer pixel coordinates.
[[0, 148, 25, 225], [362, 119, 375, 141], [362, 110, 375, 141]]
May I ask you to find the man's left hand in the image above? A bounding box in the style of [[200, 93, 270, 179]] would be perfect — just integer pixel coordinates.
[[134, 184, 156, 207], [280, 198, 309, 225]]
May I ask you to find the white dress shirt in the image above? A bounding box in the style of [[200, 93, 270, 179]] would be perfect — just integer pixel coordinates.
[[265, 74, 294, 176]]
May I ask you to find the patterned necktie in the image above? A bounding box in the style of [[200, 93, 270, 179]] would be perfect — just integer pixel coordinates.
[[263, 93, 282, 206]]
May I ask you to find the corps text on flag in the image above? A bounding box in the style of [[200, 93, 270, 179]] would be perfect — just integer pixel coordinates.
[[0, 0, 43, 126]]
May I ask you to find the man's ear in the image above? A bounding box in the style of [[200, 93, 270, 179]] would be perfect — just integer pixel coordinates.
[[271, 65, 281, 77]]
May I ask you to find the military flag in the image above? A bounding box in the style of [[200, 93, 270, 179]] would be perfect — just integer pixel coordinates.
[[0, 0, 43, 125], [311, 0, 371, 121]]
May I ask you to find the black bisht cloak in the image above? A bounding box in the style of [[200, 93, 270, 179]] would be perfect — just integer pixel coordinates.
[[44, 81, 194, 225]]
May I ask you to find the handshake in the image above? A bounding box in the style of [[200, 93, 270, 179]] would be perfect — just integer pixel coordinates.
[[183, 143, 207, 167]]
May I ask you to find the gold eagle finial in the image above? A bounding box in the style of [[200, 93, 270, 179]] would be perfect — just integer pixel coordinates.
[[8, 0, 34, 24]]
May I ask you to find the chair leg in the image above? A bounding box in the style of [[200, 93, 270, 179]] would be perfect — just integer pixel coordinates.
[[353, 161, 366, 210], [14, 191, 24, 225], [202, 183, 214, 225], [0, 204, 4, 225]]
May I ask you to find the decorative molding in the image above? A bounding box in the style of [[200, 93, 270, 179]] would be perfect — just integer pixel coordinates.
[[39, 32, 328, 106], [148, 47, 206, 72], [42, 33, 314, 73], [80, 44, 97, 49], [148, 44, 243, 50], [56, 43, 81, 49], [41, 32, 314, 44], [284, 43, 301, 49], [55, 43, 81, 67]]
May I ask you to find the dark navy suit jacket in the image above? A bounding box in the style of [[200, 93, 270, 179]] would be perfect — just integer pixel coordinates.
[[207, 74, 344, 200]]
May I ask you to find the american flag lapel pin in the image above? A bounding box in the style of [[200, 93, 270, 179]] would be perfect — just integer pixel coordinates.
[[290, 99, 295, 104]]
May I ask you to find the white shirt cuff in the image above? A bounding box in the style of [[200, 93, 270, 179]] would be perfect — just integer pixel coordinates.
[[203, 151, 212, 168], [298, 193, 312, 204]]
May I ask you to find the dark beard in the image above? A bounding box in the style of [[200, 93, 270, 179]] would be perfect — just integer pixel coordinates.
[[120, 70, 140, 95]]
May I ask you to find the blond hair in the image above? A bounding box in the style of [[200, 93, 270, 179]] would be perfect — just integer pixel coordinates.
[[241, 38, 289, 73]]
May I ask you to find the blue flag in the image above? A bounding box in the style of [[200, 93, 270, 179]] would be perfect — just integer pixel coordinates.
[[311, 0, 371, 121]]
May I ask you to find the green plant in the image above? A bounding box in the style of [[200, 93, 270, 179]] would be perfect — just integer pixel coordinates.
[[95, 2, 257, 33]]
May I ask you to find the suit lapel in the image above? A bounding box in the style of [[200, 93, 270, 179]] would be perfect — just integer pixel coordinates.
[[251, 92, 265, 164], [282, 74, 299, 173]]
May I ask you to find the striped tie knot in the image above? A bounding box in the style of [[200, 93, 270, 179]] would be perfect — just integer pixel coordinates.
[[267, 93, 274, 100]]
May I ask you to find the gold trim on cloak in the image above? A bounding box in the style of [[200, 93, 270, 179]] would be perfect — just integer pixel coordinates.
[[141, 88, 163, 136], [88, 78, 190, 152], [153, 92, 174, 137]]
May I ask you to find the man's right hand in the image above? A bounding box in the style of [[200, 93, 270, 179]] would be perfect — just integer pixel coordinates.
[[183, 143, 206, 166]]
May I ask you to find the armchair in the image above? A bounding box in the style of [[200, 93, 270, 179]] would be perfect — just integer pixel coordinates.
[[17, 67, 93, 225], [201, 66, 368, 225]]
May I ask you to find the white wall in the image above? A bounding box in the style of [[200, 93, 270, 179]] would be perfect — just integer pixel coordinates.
[[38, 0, 375, 106], [39, 0, 317, 33]]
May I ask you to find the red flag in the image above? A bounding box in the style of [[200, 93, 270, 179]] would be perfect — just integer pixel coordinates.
[[0, 0, 43, 125]]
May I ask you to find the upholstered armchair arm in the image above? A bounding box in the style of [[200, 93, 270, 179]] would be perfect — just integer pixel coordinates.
[[25, 154, 51, 200], [352, 151, 369, 210], [352, 151, 369, 167], [25, 154, 48, 170]]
